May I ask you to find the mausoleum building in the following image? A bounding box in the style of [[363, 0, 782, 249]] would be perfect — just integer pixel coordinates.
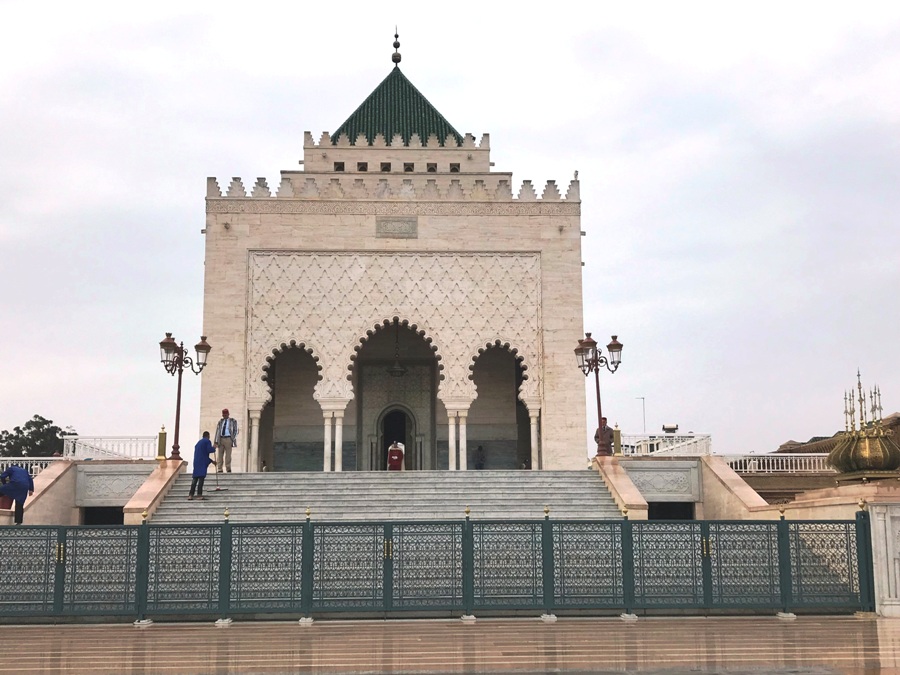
[[200, 44, 586, 472]]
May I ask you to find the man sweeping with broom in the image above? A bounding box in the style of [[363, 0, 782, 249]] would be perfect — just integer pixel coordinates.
[[188, 431, 216, 501]]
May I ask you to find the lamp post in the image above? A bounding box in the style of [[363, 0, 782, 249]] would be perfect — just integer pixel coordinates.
[[159, 332, 211, 460], [575, 333, 623, 456]]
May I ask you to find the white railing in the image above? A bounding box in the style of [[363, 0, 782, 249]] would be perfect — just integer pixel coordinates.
[[619, 434, 712, 456], [0, 457, 66, 477], [63, 436, 158, 460], [726, 453, 834, 474]]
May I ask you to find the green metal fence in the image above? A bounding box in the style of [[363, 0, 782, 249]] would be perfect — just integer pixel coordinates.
[[0, 514, 875, 621]]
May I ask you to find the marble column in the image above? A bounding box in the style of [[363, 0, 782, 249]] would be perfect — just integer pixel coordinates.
[[458, 411, 468, 471], [530, 413, 540, 470], [334, 411, 344, 473], [248, 410, 261, 472], [323, 412, 333, 472], [448, 411, 457, 471]]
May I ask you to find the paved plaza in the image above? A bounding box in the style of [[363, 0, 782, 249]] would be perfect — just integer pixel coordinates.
[[3, 615, 900, 674]]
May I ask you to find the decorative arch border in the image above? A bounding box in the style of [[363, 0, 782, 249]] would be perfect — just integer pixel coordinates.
[[469, 338, 538, 401], [250, 339, 323, 405], [346, 317, 446, 392]]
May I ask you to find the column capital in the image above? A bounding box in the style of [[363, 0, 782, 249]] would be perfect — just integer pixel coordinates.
[[521, 396, 542, 415], [318, 398, 351, 413], [442, 398, 473, 414], [248, 410, 262, 422], [247, 397, 267, 414]]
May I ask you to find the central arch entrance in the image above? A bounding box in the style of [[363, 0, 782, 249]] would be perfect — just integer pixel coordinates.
[[352, 319, 438, 470]]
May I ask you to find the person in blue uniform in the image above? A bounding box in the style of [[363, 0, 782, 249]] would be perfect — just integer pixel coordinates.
[[0, 464, 35, 525], [189, 432, 216, 501]]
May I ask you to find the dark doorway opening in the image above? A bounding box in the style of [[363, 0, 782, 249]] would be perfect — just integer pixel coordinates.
[[83, 506, 124, 525], [648, 502, 695, 520], [382, 410, 407, 470]]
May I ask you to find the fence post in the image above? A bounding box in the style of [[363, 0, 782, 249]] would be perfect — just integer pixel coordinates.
[[776, 510, 794, 617], [216, 511, 233, 625], [856, 503, 876, 613], [621, 516, 637, 618], [462, 508, 475, 619], [156, 427, 167, 461], [300, 508, 314, 620], [134, 514, 151, 625], [540, 507, 555, 620]]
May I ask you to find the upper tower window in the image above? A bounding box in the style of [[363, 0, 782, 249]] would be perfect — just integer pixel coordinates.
[[404, 163, 414, 172], [449, 163, 460, 173], [333, 162, 345, 172], [427, 163, 437, 173], [357, 162, 368, 172], [381, 162, 391, 172]]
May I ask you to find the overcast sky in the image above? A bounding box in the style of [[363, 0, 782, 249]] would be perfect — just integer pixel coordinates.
[[1, 1, 897, 455]]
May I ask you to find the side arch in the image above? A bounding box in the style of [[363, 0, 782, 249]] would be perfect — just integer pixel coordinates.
[[249, 339, 323, 405]]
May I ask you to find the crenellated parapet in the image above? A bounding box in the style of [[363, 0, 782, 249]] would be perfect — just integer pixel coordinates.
[[304, 130, 490, 149], [207, 175, 580, 204], [302, 130, 491, 173]]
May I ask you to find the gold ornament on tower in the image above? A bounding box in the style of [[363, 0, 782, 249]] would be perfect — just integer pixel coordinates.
[[827, 372, 900, 481]]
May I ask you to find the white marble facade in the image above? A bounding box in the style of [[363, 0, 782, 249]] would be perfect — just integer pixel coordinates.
[[199, 91, 587, 472]]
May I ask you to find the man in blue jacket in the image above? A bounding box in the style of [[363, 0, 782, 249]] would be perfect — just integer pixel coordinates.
[[0, 464, 35, 525], [189, 432, 216, 501]]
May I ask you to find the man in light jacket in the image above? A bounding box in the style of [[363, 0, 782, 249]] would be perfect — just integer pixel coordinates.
[[214, 408, 238, 473]]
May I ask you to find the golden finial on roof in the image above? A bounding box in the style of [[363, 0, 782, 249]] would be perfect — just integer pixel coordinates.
[[464, 505, 470, 517], [392, 29, 401, 66], [306, 506, 311, 520], [223, 508, 230, 521]]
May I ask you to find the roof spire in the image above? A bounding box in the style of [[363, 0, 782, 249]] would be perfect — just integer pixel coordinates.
[[392, 28, 401, 66]]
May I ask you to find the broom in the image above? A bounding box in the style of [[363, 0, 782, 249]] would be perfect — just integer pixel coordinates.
[[213, 455, 227, 492]]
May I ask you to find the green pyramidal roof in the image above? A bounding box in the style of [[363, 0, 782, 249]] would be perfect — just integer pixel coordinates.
[[332, 67, 463, 146]]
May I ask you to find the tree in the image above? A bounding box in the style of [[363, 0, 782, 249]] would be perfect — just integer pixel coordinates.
[[0, 415, 75, 458]]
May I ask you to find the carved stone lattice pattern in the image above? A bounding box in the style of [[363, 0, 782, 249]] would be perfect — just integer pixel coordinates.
[[708, 523, 780, 605], [77, 471, 153, 506], [230, 525, 303, 610], [392, 523, 463, 608], [472, 523, 543, 606], [248, 252, 541, 403], [64, 529, 139, 612], [552, 522, 623, 606], [626, 470, 693, 497], [312, 524, 383, 609]]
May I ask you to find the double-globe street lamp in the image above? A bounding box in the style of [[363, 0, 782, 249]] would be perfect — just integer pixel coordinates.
[[159, 333, 211, 460], [575, 333, 623, 456]]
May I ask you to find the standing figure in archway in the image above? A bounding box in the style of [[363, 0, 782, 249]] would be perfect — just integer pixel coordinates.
[[387, 441, 404, 471]]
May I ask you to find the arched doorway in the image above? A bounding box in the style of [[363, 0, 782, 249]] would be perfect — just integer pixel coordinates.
[[467, 344, 530, 469], [352, 319, 438, 470], [377, 406, 419, 470], [260, 343, 336, 471]]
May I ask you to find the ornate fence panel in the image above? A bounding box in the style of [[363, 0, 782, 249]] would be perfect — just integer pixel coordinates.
[[311, 523, 384, 612], [788, 521, 863, 609], [0, 527, 60, 615], [145, 525, 221, 615], [707, 521, 781, 608], [391, 522, 464, 611], [632, 522, 706, 608], [471, 521, 543, 611], [552, 521, 625, 609], [62, 527, 140, 616], [229, 523, 305, 613]]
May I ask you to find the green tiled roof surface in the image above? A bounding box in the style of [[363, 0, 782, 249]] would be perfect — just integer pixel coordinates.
[[332, 67, 463, 146]]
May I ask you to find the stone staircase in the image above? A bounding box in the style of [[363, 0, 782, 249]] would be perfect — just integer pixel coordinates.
[[150, 470, 622, 523]]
